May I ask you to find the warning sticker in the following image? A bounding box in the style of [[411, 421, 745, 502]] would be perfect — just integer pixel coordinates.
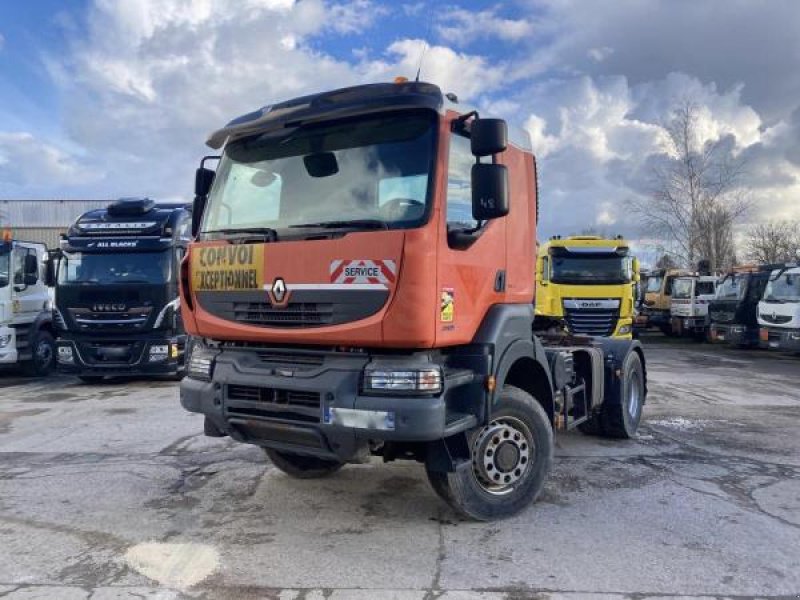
[[329, 259, 397, 285], [191, 245, 264, 291], [440, 288, 454, 322]]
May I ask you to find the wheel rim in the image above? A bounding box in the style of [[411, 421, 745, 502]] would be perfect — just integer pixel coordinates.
[[36, 341, 53, 369], [627, 368, 642, 419], [471, 416, 533, 495]]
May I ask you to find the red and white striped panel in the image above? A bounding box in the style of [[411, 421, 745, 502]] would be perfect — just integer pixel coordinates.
[[330, 259, 397, 286]]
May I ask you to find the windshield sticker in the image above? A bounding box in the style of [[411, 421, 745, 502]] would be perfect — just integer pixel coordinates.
[[441, 288, 454, 322], [192, 245, 264, 291], [330, 260, 396, 285]]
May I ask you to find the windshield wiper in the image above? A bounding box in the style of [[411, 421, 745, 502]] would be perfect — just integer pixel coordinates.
[[205, 227, 279, 242], [289, 219, 389, 230]]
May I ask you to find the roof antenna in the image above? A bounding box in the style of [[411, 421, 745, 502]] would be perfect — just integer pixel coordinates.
[[415, 6, 434, 82]]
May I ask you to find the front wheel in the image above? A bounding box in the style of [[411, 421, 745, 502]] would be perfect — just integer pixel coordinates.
[[263, 448, 344, 479], [23, 330, 55, 377], [426, 385, 553, 521]]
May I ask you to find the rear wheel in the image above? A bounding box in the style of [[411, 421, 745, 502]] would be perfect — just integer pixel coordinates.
[[23, 330, 55, 377], [425, 385, 553, 521], [263, 448, 344, 479], [579, 351, 644, 439]]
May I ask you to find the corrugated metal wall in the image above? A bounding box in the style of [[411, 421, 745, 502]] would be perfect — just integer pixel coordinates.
[[12, 228, 65, 249], [0, 200, 110, 228]]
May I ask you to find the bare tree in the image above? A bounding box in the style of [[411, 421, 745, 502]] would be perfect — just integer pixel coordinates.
[[745, 220, 800, 264], [630, 101, 751, 271]]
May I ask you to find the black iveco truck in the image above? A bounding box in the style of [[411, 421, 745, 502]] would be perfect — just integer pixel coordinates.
[[53, 198, 191, 381], [708, 266, 773, 348]]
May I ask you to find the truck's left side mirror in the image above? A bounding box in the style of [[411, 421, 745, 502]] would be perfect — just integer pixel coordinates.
[[23, 253, 38, 286], [471, 118, 507, 157], [192, 167, 216, 237], [45, 250, 60, 287], [471, 163, 509, 221]]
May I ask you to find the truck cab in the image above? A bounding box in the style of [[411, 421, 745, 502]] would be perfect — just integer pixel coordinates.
[[179, 81, 647, 520], [641, 268, 691, 334], [53, 198, 191, 381], [758, 265, 800, 352], [0, 236, 55, 375], [709, 266, 771, 347], [534, 236, 639, 339], [670, 275, 718, 339]]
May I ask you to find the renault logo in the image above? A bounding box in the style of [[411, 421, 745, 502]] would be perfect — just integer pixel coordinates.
[[272, 278, 287, 303]]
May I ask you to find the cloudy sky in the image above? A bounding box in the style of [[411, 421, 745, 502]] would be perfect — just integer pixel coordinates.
[[1, 0, 799, 245]]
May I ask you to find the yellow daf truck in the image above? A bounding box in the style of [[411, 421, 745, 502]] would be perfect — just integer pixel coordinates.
[[535, 236, 639, 339]]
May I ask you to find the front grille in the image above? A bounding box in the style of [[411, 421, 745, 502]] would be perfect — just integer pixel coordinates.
[[68, 307, 152, 331], [254, 351, 325, 368], [710, 310, 735, 323], [564, 308, 619, 337], [78, 341, 145, 365], [226, 384, 322, 423], [761, 313, 792, 325], [232, 302, 334, 327]]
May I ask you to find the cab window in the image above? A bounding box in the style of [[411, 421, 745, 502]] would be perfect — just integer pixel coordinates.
[[446, 133, 477, 230]]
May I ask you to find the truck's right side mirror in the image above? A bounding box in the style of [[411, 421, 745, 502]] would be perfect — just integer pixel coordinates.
[[471, 163, 509, 221], [471, 118, 508, 157], [632, 258, 641, 282], [192, 167, 216, 237]]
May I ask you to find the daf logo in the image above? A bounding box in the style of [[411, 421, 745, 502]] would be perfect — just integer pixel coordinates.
[[271, 278, 287, 303], [579, 301, 602, 308], [93, 303, 126, 312]]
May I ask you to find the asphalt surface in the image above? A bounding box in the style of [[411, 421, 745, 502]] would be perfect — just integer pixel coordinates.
[[0, 335, 798, 599]]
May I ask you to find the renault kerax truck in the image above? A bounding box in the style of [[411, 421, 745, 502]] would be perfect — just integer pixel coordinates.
[[178, 81, 647, 520], [534, 236, 639, 339], [709, 266, 772, 348], [0, 235, 55, 375], [758, 264, 800, 352], [670, 275, 718, 339], [54, 198, 191, 381]]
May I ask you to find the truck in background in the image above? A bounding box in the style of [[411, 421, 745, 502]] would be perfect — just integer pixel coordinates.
[[709, 265, 773, 348], [0, 234, 56, 376], [639, 268, 691, 335], [53, 198, 191, 382], [758, 264, 800, 353], [178, 80, 647, 520], [670, 275, 718, 340], [534, 236, 639, 339]]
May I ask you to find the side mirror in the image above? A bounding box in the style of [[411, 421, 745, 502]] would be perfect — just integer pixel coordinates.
[[23, 273, 37, 286], [471, 118, 507, 157], [471, 163, 509, 221], [632, 258, 641, 282], [192, 167, 216, 237], [24, 253, 38, 276]]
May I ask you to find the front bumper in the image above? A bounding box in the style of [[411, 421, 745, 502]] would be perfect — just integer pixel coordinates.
[[180, 347, 481, 462], [56, 335, 187, 377], [639, 308, 670, 327], [671, 316, 708, 332], [759, 327, 800, 352], [709, 323, 757, 346]]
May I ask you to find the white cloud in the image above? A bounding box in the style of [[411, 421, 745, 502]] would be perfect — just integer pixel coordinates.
[[587, 47, 613, 63], [436, 7, 533, 46]]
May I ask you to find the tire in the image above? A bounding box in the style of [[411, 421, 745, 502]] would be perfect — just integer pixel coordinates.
[[263, 448, 344, 479], [23, 330, 55, 377], [580, 351, 644, 439], [78, 375, 105, 384], [425, 385, 553, 521]]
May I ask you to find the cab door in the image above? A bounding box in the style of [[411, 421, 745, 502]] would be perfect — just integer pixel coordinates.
[[11, 244, 48, 323]]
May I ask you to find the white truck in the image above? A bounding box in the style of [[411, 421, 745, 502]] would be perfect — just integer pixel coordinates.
[[0, 237, 56, 375], [670, 275, 718, 340], [758, 265, 800, 353]]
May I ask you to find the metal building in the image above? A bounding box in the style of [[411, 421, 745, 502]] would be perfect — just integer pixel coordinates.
[[0, 200, 110, 248]]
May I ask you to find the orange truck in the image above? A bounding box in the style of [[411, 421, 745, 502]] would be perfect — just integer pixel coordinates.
[[179, 81, 647, 520]]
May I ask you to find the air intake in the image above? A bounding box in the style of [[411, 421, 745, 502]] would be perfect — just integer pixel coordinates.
[[107, 197, 156, 216]]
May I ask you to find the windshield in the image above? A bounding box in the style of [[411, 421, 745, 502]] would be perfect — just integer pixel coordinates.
[[673, 278, 693, 299], [763, 273, 800, 302], [716, 275, 745, 300], [696, 280, 716, 296], [58, 251, 171, 285], [202, 111, 436, 235], [645, 276, 663, 293], [550, 253, 633, 285]]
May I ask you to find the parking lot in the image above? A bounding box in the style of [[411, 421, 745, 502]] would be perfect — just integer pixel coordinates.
[[0, 335, 798, 599]]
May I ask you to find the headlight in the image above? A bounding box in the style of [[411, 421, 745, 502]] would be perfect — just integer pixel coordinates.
[[790, 333, 800, 341], [617, 324, 632, 335], [57, 345, 74, 363], [362, 365, 442, 395], [0, 334, 12, 349], [187, 343, 218, 381]]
